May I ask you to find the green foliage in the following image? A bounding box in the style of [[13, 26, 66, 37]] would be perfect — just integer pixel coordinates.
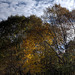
[[0, 5, 75, 75]]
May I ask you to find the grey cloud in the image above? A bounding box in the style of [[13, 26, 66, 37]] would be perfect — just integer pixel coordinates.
[[0, 0, 75, 21]]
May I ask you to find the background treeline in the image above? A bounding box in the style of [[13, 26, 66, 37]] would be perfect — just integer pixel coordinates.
[[0, 4, 75, 75]]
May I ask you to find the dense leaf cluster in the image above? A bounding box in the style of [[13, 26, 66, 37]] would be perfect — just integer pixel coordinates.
[[0, 4, 75, 75]]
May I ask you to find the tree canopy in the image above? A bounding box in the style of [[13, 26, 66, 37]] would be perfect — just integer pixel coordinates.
[[0, 4, 75, 75]]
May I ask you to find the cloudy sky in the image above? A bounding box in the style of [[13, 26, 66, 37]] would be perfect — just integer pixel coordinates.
[[0, 0, 75, 21]]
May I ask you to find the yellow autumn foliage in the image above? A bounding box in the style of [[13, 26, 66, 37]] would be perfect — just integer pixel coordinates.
[[21, 22, 55, 74]]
